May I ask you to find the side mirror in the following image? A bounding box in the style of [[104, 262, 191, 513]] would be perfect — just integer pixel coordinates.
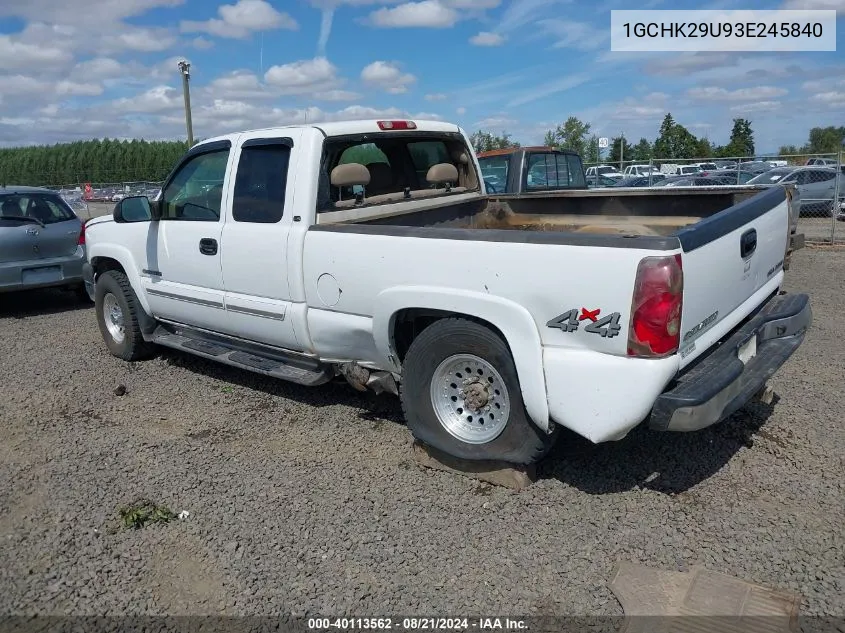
[[113, 196, 159, 223]]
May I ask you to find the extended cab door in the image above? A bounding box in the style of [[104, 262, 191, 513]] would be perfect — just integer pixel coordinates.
[[218, 134, 302, 351], [142, 140, 232, 331]]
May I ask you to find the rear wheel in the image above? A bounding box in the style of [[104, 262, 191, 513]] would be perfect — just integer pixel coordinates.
[[400, 318, 558, 465], [95, 270, 156, 361]]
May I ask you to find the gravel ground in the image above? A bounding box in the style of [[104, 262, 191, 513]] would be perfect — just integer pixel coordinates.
[[0, 247, 843, 621]]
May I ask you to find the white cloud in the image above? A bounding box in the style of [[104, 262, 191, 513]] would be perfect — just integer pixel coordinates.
[[809, 91, 845, 107], [425, 93, 448, 101], [0, 0, 185, 23], [361, 61, 417, 94], [644, 52, 735, 77], [537, 19, 608, 51], [0, 36, 71, 71], [56, 80, 104, 96], [368, 1, 459, 27], [263, 57, 340, 94], [313, 89, 363, 101], [470, 31, 505, 46], [97, 27, 178, 53], [475, 116, 518, 129], [112, 85, 182, 114], [507, 73, 590, 107], [181, 0, 298, 39], [192, 37, 214, 50], [70, 58, 125, 80], [729, 101, 782, 114], [686, 86, 788, 101], [456, 107, 467, 115], [206, 70, 271, 99]]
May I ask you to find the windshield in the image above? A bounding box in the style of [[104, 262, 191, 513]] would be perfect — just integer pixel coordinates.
[[478, 156, 509, 192], [595, 166, 617, 175], [0, 193, 77, 224]]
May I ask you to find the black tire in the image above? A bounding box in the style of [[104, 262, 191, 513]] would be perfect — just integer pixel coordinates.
[[400, 318, 558, 465], [94, 270, 156, 361]]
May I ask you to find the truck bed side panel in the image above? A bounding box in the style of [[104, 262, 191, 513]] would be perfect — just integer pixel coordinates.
[[303, 228, 673, 358]]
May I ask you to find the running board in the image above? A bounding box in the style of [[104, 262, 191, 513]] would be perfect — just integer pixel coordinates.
[[150, 327, 333, 387]]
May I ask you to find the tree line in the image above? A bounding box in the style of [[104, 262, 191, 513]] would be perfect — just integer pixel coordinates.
[[0, 138, 191, 186], [1, 120, 841, 188], [471, 116, 844, 165]]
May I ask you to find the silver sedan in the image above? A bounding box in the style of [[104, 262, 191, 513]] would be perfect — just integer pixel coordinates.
[[0, 186, 93, 300]]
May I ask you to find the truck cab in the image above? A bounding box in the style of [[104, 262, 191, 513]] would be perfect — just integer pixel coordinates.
[[476, 147, 587, 194]]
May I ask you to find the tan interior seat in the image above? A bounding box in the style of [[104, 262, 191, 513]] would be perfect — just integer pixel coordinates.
[[330, 163, 371, 208], [424, 162, 466, 194]]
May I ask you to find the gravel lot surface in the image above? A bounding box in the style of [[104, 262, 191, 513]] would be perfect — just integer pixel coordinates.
[[0, 247, 843, 621]]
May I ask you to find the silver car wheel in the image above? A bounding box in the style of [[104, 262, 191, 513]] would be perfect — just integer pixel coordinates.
[[429, 353, 511, 445], [102, 293, 126, 344]]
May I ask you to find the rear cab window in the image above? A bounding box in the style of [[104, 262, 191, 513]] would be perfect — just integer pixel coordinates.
[[524, 152, 586, 191], [318, 132, 479, 213], [0, 193, 77, 225]]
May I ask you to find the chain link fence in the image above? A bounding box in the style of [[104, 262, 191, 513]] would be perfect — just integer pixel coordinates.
[[583, 153, 844, 244], [36, 181, 164, 220]]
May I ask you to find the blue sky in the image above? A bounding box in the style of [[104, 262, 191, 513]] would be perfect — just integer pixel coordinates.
[[0, 0, 843, 150]]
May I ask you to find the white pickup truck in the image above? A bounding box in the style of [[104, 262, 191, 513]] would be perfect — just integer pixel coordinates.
[[83, 119, 811, 465]]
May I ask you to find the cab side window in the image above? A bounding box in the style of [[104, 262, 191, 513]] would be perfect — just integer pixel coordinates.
[[232, 143, 291, 223], [161, 149, 229, 221]]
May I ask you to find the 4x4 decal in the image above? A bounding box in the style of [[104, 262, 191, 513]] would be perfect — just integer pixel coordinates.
[[546, 308, 622, 338]]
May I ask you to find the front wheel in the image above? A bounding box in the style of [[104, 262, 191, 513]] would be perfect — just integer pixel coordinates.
[[400, 318, 558, 465], [94, 270, 156, 361]]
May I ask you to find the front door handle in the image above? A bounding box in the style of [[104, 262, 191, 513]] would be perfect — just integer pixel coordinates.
[[199, 238, 218, 256]]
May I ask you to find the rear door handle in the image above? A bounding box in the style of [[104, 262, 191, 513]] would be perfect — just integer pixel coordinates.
[[199, 238, 218, 256], [740, 229, 757, 259]]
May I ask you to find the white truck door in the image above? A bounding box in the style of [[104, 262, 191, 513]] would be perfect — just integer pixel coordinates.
[[143, 141, 232, 331], [219, 134, 302, 351]]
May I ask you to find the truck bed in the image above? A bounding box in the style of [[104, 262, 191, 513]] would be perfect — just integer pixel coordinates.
[[340, 186, 775, 238]]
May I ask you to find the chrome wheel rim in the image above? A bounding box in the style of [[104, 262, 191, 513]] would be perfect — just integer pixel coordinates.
[[429, 353, 511, 445], [103, 293, 125, 344]]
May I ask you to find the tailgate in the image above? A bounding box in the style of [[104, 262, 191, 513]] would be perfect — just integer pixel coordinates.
[[675, 186, 789, 367]]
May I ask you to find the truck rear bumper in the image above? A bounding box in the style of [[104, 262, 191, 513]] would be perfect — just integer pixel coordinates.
[[650, 292, 811, 433]]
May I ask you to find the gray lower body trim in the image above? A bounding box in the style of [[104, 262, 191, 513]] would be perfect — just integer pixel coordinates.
[[146, 287, 224, 309], [226, 304, 286, 321]]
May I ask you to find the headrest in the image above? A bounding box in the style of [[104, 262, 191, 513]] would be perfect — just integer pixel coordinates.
[[331, 163, 370, 187], [451, 150, 469, 165], [426, 163, 459, 185]]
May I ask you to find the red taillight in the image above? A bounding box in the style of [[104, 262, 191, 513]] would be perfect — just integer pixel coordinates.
[[627, 254, 683, 358], [377, 120, 417, 130], [78, 221, 86, 246]]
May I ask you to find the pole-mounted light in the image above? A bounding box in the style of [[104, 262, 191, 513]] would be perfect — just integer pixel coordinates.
[[178, 60, 194, 147]]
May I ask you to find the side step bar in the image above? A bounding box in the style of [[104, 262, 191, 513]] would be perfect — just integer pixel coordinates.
[[150, 326, 334, 387]]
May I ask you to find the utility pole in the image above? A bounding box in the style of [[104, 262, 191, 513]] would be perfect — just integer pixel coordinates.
[[620, 132, 625, 171], [178, 61, 194, 147]]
